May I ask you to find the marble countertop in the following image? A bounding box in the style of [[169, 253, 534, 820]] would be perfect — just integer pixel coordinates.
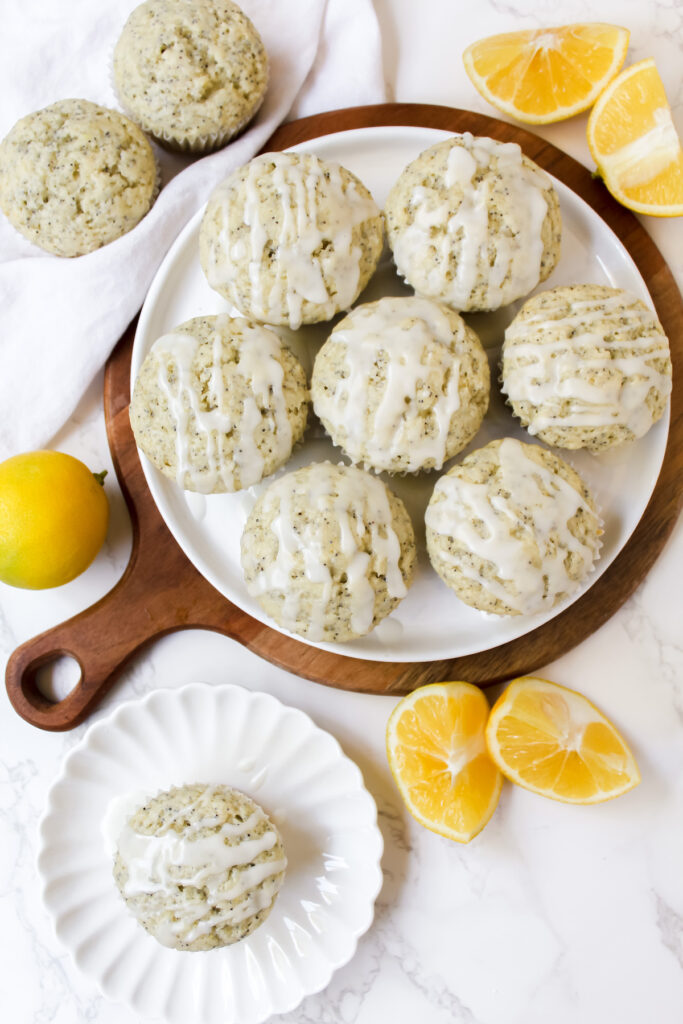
[[1, 1, 682, 1022]]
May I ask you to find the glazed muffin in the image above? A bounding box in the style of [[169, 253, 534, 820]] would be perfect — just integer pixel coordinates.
[[130, 314, 308, 493], [113, 784, 286, 951], [311, 296, 490, 474], [241, 462, 416, 642], [0, 99, 156, 257], [113, 0, 268, 151], [384, 133, 561, 312], [425, 438, 601, 616], [200, 152, 384, 329], [501, 284, 672, 451]]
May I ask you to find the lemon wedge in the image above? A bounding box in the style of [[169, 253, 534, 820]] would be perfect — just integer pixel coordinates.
[[587, 57, 683, 216], [463, 23, 630, 124], [387, 682, 502, 842], [485, 677, 640, 804]]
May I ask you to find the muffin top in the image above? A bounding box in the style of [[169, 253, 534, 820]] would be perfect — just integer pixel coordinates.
[[425, 437, 602, 616], [130, 314, 308, 493], [113, 0, 268, 149], [241, 462, 416, 642], [384, 133, 561, 312], [200, 151, 384, 329], [0, 98, 156, 257], [113, 784, 286, 951], [311, 296, 490, 474], [501, 284, 672, 451]]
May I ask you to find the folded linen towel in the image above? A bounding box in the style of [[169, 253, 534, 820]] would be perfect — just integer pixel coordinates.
[[0, 0, 385, 458]]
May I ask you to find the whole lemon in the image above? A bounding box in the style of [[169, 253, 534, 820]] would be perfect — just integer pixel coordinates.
[[0, 450, 109, 589]]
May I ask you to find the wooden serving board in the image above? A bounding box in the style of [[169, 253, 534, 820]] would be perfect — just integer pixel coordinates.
[[6, 103, 683, 731]]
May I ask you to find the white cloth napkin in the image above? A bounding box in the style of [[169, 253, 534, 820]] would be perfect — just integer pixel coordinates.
[[0, 0, 385, 459]]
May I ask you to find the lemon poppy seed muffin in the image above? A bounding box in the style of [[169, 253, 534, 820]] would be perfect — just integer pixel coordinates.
[[200, 151, 384, 329], [113, 784, 286, 951], [501, 284, 672, 451], [0, 99, 157, 257], [113, 0, 268, 151], [241, 462, 416, 642], [311, 296, 490, 474], [425, 438, 601, 616], [384, 133, 561, 312], [130, 314, 308, 493]]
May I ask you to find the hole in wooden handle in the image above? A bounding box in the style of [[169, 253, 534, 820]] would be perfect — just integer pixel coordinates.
[[16, 650, 83, 709], [4, 646, 98, 731], [35, 653, 83, 703]]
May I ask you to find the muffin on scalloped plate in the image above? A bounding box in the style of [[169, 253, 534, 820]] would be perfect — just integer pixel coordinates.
[[113, 783, 287, 952]]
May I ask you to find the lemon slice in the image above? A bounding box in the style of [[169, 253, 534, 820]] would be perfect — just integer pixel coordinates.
[[587, 57, 683, 216], [463, 23, 630, 124], [485, 677, 640, 804], [386, 682, 502, 843]]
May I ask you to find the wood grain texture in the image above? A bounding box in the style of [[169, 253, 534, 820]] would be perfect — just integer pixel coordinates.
[[6, 103, 683, 731]]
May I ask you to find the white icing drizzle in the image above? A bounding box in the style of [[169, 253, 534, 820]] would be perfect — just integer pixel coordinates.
[[102, 790, 152, 857], [426, 439, 601, 615], [503, 292, 671, 438], [245, 463, 407, 640], [207, 152, 380, 329], [150, 315, 292, 492], [118, 798, 286, 947], [392, 133, 551, 309], [315, 297, 465, 472]]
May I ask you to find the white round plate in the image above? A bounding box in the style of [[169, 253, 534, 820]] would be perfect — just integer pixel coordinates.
[[37, 683, 383, 1024], [132, 125, 669, 662]]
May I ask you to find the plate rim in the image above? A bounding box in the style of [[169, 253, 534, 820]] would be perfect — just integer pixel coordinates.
[[36, 681, 385, 1024]]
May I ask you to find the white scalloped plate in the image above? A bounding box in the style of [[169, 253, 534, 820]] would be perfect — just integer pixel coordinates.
[[132, 125, 669, 662], [37, 684, 383, 1024]]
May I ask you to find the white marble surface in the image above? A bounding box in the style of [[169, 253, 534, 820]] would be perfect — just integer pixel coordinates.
[[2, 1, 683, 1022]]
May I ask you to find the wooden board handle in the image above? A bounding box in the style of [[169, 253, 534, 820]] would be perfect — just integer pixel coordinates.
[[4, 492, 253, 731], [5, 571, 166, 731]]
